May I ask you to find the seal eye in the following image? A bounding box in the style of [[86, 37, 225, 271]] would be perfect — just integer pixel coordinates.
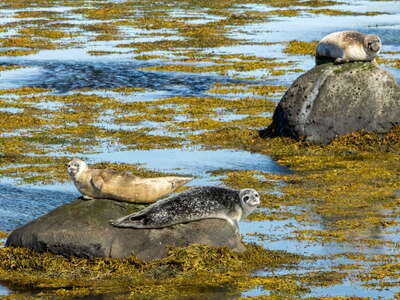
[[243, 195, 250, 202], [130, 216, 136, 221]]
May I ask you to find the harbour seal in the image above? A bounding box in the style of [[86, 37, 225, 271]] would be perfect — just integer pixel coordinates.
[[67, 159, 192, 203], [315, 31, 381, 65], [110, 186, 260, 234]]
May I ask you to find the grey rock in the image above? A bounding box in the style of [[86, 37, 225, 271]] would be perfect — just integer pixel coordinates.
[[6, 198, 246, 261], [260, 62, 400, 144]]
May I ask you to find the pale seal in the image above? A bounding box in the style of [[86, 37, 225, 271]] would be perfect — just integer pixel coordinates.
[[315, 31, 381, 65], [110, 186, 260, 234], [67, 159, 192, 203]]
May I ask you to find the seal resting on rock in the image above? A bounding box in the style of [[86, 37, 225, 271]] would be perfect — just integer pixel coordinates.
[[316, 31, 381, 65], [67, 159, 192, 203], [110, 186, 260, 234]]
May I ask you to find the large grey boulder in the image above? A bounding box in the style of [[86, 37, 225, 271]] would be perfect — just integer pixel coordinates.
[[260, 62, 400, 144], [6, 198, 245, 261]]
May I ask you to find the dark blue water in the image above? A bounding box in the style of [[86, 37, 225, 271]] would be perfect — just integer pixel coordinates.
[[0, 59, 254, 95], [0, 184, 76, 231]]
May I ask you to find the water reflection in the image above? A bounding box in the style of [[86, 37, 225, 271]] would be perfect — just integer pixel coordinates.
[[0, 59, 245, 95]]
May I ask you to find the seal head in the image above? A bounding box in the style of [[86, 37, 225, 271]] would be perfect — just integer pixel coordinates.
[[239, 188, 260, 218], [364, 34, 381, 54], [67, 159, 87, 177]]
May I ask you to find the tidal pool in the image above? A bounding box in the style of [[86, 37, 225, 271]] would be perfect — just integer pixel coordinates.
[[0, 0, 400, 299], [87, 148, 290, 184]]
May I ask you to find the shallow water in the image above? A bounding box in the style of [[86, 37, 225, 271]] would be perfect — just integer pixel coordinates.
[[87, 148, 290, 184], [0, 59, 246, 95], [0, 285, 10, 296], [0, 184, 76, 231], [0, 0, 400, 298]]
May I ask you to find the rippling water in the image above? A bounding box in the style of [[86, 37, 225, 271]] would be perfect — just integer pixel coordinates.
[[0, 184, 76, 231], [0, 59, 248, 95]]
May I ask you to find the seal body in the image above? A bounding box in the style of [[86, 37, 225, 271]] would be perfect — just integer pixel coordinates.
[[110, 186, 260, 234], [316, 31, 381, 65], [67, 159, 192, 203]]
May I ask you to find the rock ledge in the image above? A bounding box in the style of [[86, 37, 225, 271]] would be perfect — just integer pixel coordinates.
[[6, 198, 245, 261]]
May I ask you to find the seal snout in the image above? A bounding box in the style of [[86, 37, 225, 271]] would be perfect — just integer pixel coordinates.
[[67, 165, 78, 176], [67, 158, 86, 177]]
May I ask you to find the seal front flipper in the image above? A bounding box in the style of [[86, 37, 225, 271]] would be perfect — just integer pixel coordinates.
[[223, 217, 240, 236], [91, 174, 105, 192]]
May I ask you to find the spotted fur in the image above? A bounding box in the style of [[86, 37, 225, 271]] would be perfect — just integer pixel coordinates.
[[110, 186, 260, 234]]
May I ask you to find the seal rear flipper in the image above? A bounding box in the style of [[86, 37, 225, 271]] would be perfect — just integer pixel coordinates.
[[168, 176, 193, 188], [109, 212, 157, 228]]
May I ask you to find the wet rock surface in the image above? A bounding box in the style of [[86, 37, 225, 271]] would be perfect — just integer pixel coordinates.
[[6, 198, 246, 261], [260, 62, 400, 144]]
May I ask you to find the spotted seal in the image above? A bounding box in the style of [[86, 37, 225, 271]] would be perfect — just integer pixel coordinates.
[[67, 159, 192, 203], [110, 186, 260, 234], [316, 31, 381, 65]]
